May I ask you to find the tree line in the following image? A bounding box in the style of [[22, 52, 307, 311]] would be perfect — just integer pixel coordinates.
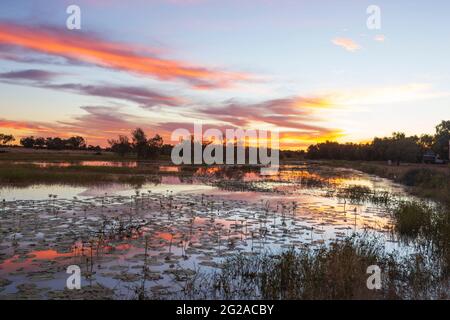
[[108, 128, 277, 162], [108, 128, 171, 159], [2, 119, 449, 163], [306, 120, 450, 162], [18, 136, 101, 151]]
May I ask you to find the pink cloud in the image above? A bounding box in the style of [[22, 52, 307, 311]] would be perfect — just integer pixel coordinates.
[[332, 38, 361, 52], [0, 22, 250, 89]]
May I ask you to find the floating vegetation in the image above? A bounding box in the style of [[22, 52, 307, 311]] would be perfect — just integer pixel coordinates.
[[0, 163, 448, 299], [214, 180, 280, 193], [330, 185, 397, 206]]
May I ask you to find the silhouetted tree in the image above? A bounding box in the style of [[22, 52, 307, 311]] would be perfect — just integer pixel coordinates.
[[34, 137, 46, 149], [110, 130, 168, 159], [161, 144, 173, 156], [0, 134, 14, 146], [419, 134, 434, 150], [388, 132, 420, 164], [148, 134, 164, 159], [20, 136, 35, 148], [66, 136, 86, 149], [46, 137, 65, 150], [19, 135, 89, 150], [131, 128, 148, 159], [108, 135, 132, 157], [307, 132, 421, 163], [433, 120, 450, 159]]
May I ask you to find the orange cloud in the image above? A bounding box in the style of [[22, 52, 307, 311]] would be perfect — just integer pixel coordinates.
[[0, 119, 54, 132], [0, 93, 342, 149], [0, 22, 249, 88], [197, 96, 334, 130], [0, 107, 154, 146], [332, 38, 361, 52], [280, 130, 345, 150], [188, 95, 342, 149]]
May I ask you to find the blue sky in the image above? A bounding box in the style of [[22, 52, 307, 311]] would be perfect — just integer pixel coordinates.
[[0, 0, 449, 148]]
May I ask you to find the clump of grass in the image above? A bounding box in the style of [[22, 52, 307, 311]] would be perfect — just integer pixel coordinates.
[[214, 180, 275, 193], [297, 176, 330, 188], [401, 168, 448, 189], [336, 185, 372, 203], [332, 185, 394, 205], [393, 201, 449, 247], [393, 201, 434, 238], [392, 200, 449, 277], [400, 169, 450, 205], [258, 238, 382, 299], [179, 236, 448, 300]]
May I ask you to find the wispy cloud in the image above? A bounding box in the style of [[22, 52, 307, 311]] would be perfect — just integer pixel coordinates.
[[332, 37, 361, 52], [0, 106, 156, 145], [0, 69, 59, 81], [197, 96, 332, 128], [0, 22, 250, 89], [57, 106, 153, 137], [327, 83, 450, 106], [45, 83, 184, 108], [0, 119, 54, 132], [0, 69, 184, 109], [189, 95, 342, 148], [0, 94, 342, 148]]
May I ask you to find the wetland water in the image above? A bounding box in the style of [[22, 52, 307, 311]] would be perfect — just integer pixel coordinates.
[[0, 163, 438, 299]]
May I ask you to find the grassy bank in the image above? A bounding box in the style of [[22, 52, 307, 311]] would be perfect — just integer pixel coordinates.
[[0, 165, 148, 186], [0, 147, 188, 186], [0, 162, 176, 186], [320, 160, 450, 205], [393, 201, 449, 274], [0, 160, 208, 186], [0, 147, 120, 161], [0, 147, 176, 162]]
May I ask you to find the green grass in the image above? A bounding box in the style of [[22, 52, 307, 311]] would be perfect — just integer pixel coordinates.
[[0, 150, 120, 161], [327, 185, 393, 205], [393, 201, 434, 238], [392, 201, 449, 274], [0, 148, 175, 162], [399, 169, 450, 204], [0, 164, 150, 186], [0, 160, 204, 185]]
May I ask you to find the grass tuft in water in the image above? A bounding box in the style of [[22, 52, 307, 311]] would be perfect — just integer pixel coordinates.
[[178, 236, 448, 300]]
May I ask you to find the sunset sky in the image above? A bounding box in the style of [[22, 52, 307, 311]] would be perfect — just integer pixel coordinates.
[[1, 0, 449, 149]]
